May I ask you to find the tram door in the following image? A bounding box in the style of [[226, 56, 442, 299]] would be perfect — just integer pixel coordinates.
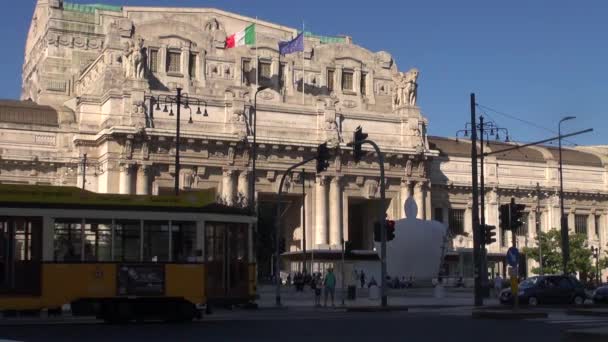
[[205, 222, 249, 301], [0, 217, 42, 295]]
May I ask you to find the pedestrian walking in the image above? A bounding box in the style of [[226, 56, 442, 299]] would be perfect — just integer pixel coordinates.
[[324, 268, 337, 307], [494, 274, 503, 297], [311, 274, 321, 306], [360, 270, 366, 289]]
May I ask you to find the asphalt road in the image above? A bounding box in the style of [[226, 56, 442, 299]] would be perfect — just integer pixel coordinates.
[[0, 309, 568, 342]]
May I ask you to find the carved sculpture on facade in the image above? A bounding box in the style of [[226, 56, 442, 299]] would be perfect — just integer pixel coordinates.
[[204, 18, 228, 49], [392, 68, 419, 108], [122, 37, 146, 79]]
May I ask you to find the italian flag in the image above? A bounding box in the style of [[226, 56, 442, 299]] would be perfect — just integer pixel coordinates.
[[225, 24, 255, 48]]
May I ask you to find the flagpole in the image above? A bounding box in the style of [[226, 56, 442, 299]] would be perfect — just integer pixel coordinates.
[[301, 21, 305, 105], [255, 17, 259, 86]]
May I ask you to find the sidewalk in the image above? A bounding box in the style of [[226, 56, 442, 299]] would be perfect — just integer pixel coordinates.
[[256, 285, 499, 309]]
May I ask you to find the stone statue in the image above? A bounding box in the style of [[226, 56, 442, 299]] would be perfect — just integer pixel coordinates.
[[123, 37, 146, 79], [392, 68, 419, 108]]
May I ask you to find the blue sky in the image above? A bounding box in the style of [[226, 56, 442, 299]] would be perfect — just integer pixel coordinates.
[[3, 0, 607, 146]]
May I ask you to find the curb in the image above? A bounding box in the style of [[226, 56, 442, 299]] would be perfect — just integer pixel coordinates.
[[566, 309, 608, 317], [471, 310, 548, 320], [562, 328, 608, 342], [346, 306, 409, 313]]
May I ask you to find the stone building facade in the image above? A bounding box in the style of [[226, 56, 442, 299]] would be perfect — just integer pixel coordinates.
[[2, 0, 607, 281]]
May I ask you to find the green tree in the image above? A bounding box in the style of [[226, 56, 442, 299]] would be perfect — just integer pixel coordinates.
[[523, 229, 594, 281]]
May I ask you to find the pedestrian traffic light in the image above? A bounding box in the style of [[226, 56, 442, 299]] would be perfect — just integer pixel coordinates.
[[484, 225, 497, 245], [510, 198, 526, 230], [386, 220, 395, 241], [316, 142, 331, 174], [499, 204, 510, 231], [373, 221, 382, 242], [352, 126, 368, 163]]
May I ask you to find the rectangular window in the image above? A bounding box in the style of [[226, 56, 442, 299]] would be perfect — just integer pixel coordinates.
[[189, 53, 197, 79], [149, 49, 159, 73], [172, 222, 197, 262], [516, 212, 529, 236], [83, 220, 112, 262], [595, 215, 601, 237], [448, 209, 465, 235], [114, 220, 141, 262], [166, 51, 181, 74], [575, 214, 588, 235], [143, 221, 169, 262], [242, 59, 251, 85], [327, 69, 335, 92], [360, 72, 367, 95], [434, 208, 444, 223], [258, 60, 271, 83], [54, 219, 82, 262], [342, 70, 354, 91]]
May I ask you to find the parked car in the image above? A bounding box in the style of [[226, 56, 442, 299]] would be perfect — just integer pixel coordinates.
[[592, 284, 608, 304], [499, 275, 586, 306]]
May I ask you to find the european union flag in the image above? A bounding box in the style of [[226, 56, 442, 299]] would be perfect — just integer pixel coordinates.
[[279, 33, 304, 56]]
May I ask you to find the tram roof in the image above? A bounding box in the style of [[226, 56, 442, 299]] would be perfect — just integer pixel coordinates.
[[0, 184, 251, 215]]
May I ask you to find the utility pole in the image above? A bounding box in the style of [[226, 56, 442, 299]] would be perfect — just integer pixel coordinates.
[[536, 182, 543, 275], [470, 93, 482, 306]]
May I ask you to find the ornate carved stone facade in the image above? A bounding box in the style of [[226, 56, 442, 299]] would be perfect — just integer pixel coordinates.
[[2, 1, 608, 280]]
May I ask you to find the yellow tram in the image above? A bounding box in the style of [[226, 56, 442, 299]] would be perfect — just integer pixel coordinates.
[[0, 185, 256, 322]]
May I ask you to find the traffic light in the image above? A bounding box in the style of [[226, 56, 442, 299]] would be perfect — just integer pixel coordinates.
[[316, 142, 331, 173], [373, 221, 382, 242], [484, 225, 497, 245], [499, 204, 510, 231], [510, 200, 526, 230], [386, 220, 395, 241], [352, 126, 368, 162]]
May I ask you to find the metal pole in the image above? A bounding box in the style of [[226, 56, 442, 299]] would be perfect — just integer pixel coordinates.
[[251, 86, 268, 208], [82, 153, 87, 190], [275, 157, 317, 306], [536, 182, 543, 276], [479, 116, 488, 297], [175, 87, 182, 196], [360, 139, 388, 307], [470, 93, 482, 306], [341, 236, 345, 306], [302, 168, 307, 275], [510, 198, 519, 310]]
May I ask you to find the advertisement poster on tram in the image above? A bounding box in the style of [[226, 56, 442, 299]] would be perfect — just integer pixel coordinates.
[[117, 264, 165, 296]]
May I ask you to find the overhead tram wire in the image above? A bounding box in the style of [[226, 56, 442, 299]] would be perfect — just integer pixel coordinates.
[[476, 103, 579, 146]]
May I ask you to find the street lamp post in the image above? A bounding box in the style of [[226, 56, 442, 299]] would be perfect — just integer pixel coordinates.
[[250, 86, 269, 209], [559, 116, 576, 275], [146, 89, 208, 196]]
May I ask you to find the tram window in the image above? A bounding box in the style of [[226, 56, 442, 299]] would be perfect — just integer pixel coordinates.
[[114, 221, 141, 262], [84, 220, 112, 262], [205, 222, 225, 262], [172, 222, 196, 262], [229, 223, 248, 261], [143, 221, 169, 262], [54, 220, 83, 262]]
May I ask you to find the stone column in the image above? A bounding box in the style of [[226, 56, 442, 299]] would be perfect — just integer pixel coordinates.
[[400, 179, 413, 218], [135, 165, 150, 195], [315, 176, 328, 246], [329, 176, 342, 247], [222, 169, 235, 206], [425, 183, 432, 220], [237, 170, 250, 206], [119, 164, 132, 195], [568, 211, 575, 233], [589, 212, 597, 241], [414, 182, 425, 219]]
